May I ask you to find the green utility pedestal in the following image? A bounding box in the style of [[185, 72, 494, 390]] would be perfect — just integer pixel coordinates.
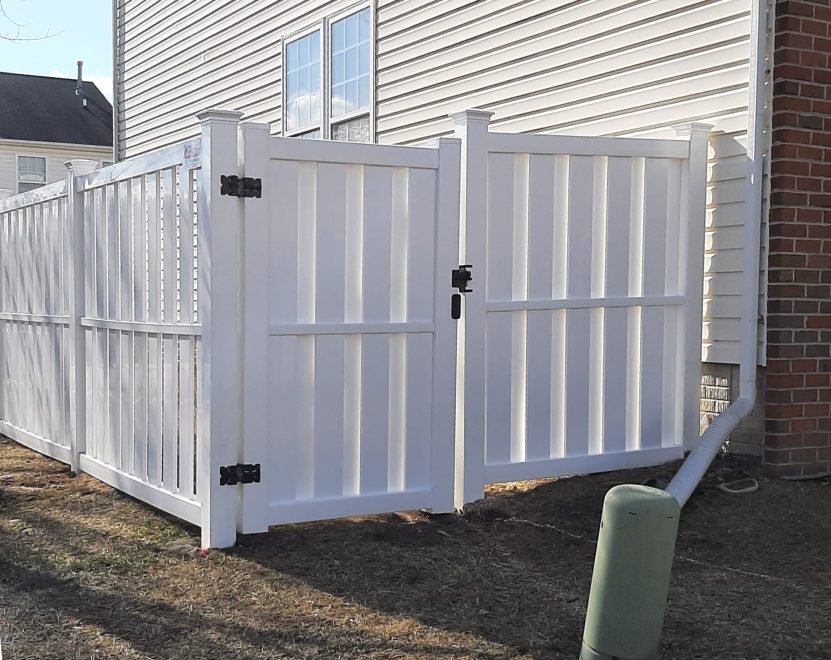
[[580, 484, 680, 660]]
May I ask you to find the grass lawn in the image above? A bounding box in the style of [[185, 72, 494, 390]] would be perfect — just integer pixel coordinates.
[[0, 435, 828, 659]]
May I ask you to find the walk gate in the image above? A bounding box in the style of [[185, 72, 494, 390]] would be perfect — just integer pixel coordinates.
[[0, 109, 707, 547]]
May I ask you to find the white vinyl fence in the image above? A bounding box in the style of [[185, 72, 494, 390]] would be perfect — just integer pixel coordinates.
[[0, 109, 707, 547], [0, 181, 72, 463]]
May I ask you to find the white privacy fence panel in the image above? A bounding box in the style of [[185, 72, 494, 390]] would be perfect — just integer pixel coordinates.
[[239, 130, 461, 533], [0, 110, 707, 547], [454, 113, 708, 505], [0, 182, 72, 463], [77, 145, 203, 525]]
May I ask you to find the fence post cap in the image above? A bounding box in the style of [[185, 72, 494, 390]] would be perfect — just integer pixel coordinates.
[[196, 108, 245, 124], [65, 159, 99, 175], [672, 122, 714, 138], [449, 108, 495, 126]]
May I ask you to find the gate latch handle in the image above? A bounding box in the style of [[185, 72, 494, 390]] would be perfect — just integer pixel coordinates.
[[452, 265, 473, 294]]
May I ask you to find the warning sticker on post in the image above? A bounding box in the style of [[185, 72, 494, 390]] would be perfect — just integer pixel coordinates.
[[183, 139, 202, 168]]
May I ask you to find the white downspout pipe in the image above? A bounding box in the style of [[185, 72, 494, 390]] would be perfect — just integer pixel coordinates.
[[666, 0, 769, 506]]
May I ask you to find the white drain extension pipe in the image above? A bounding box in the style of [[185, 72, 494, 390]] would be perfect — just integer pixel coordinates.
[[666, 0, 768, 507]]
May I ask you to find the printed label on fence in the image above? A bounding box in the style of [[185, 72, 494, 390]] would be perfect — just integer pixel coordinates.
[[183, 139, 202, 168]]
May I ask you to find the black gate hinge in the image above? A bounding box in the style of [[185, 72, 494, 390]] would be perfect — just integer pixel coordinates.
[[220, 174, 262, 198], [219, 463, 261, 486]]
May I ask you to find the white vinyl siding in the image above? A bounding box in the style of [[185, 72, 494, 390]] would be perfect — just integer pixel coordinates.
[[114, 0, 768, 365], [115, 0, 364, 157], [377, 0, 767, 366]]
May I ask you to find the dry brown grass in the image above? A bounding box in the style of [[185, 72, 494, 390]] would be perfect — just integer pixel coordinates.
[[0, 435, 828, 659]]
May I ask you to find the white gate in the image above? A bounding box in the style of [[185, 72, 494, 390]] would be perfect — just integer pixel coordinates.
[[236, 126, 462, 533], [453, 111, 708, 506]]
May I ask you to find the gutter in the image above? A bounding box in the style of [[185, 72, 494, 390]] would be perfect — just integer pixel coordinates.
[[112, 0, 119, 162], [666, 0, 769, 506]]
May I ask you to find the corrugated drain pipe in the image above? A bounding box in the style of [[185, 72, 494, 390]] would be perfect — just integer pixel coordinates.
[[666, 0, 768, 507]]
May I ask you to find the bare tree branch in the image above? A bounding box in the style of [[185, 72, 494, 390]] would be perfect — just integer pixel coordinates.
[[0, 0, 62, 42]]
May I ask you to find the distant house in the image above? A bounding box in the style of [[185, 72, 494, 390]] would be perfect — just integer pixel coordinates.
[[0, 71, 113, 197]]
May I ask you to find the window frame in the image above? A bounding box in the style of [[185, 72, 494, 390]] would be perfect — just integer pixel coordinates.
[[16, 154, 47, 194], [281, 22, 325, 138], [280, 2, 374, 142]]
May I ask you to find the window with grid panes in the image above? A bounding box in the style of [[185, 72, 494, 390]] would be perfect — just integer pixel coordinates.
[[17, 155, 46, 193], [282, 7, 371, 142]]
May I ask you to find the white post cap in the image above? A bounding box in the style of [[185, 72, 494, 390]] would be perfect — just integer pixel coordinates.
[[65, 159, 99, 175], [196, 108, 245, 124], [449, 108, 495, 127]]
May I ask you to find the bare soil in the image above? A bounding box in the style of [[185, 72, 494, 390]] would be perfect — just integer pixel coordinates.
[[0, 436, 828, 659]]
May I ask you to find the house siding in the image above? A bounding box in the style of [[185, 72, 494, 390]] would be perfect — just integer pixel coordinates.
[[115, 0, 364, 158], [114, 0, 768, 366], [0, 140, 113, 195]]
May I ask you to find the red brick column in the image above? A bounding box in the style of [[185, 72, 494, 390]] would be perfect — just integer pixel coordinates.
[[766, 0, 831, 475]]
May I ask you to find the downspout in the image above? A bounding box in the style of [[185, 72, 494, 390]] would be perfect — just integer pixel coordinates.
[[665, 0, 769, 506], [580, 7, 771, 658], [111, 0, 119, 162]]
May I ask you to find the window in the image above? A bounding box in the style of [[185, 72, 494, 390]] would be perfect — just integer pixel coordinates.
[[285, 29, 321, 136], [282, 6, 372, 142], [17, 155, 46, 193]]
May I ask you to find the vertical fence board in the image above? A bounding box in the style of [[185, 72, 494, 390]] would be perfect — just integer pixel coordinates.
[[178, 168, 195, 497], [161, 168, 178, 490], [359, 166, 393, 494], [312, 163, 347, 498], [146, 172, 162, 485]]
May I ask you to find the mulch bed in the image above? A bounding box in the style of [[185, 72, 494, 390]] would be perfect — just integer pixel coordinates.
[[0, 435, 828, 659]]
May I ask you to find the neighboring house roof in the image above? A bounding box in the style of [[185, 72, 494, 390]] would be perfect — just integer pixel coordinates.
[[0, 72, 112, 146]]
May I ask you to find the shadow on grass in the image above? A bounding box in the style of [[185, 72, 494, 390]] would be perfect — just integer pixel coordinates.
[[0, 522, 508, 659], [230, 479, 609, 658]]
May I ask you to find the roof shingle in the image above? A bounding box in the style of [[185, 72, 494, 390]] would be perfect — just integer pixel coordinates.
[[0, 72, 112, 146]]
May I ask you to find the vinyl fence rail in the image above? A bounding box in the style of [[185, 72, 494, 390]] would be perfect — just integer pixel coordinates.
[[0, 109, 708, 548]]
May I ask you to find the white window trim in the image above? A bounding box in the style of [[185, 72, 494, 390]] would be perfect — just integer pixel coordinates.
[[16, 154, 47, 194], [281, 2, 374, 142], [282, 22, 325, 137]]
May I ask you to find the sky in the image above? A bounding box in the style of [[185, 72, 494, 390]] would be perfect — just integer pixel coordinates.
[[0, 0, 112, 100]]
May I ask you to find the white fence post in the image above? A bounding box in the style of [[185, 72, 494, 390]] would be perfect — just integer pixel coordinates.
[[239, 120, 271, 534], [450, 108, 493, 509], [196, 109, 244, 548], [66, 159, 98, 473], [430, 136, 462, 513], [673, 123, 712, 450]]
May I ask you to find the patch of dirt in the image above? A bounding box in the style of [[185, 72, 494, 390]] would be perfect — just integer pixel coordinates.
[[0, 437, 828, 659]]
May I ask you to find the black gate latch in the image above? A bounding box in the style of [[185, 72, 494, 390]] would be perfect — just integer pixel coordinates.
[[452, 265, 473, 293], [451, 265, 473, 320], [219, 463, 261, 486], [220, 174, 262, 198]]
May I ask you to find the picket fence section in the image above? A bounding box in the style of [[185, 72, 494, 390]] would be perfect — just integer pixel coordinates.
[[76, 145, 203, 524], [0, 109, 708, 547], [0, 181, 72, 463]]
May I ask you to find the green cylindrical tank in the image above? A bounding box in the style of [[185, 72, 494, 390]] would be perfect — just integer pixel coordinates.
[[580, 484, 681, 660]]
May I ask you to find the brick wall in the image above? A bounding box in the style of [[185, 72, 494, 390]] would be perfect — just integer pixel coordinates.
[[700, 365, 766, 456], [766, 0, 831, 475]]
